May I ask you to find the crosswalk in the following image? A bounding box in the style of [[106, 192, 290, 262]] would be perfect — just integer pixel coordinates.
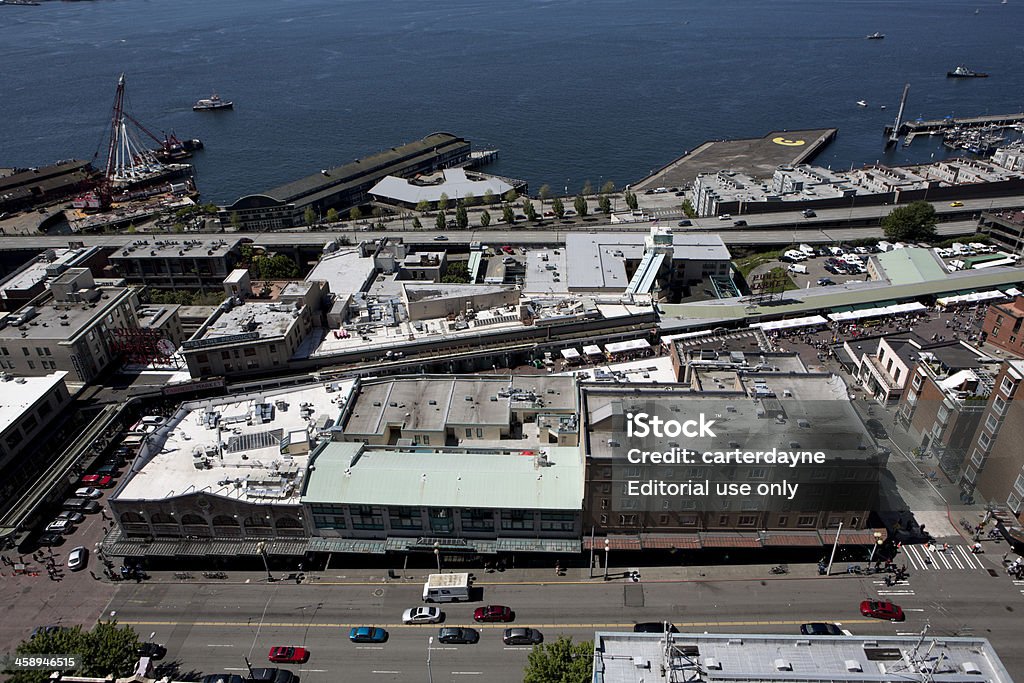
[[900, 543, 986, 571], [1013, 580, 1024, 598], [872, 577, 916, 598]]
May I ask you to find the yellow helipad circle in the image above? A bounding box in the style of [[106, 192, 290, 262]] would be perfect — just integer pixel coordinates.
[[772, 136, 806, 146]]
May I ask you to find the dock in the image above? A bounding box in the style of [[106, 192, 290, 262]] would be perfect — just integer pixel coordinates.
[[634, 128, 838, 190], [887, 112, 1024, 137]]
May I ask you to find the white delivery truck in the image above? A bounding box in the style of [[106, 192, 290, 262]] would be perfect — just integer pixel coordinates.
[[422, 572, 471, 603]]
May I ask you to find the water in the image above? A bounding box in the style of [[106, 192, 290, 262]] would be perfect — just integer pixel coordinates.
[[2, 0, 1023, 204]]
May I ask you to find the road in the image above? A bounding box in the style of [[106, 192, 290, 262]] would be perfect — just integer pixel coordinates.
[[101, 563, 1024, 683]]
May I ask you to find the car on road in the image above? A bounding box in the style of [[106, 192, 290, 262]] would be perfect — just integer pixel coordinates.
[[677, 220, 692, 227], [433, 235, 448, 241], [817, 278, 836, 286], [733, 219, 748, 227], [349, 626, 388, 643], [800, 622, 843, 636], [860, 600, 904, 621], [473, 605, 514, 623], [45, 520, 73, 534], [95, 464, 120, 476], [37, 532, 65, 547], [865, 419, 888, 440], [80, 474, 113, 487], [503, 628, 543, 646], [56, 511, 85, 524], [201, 675, 244, 683], [137, 642, 167, 660], [802, 209, 817, 218], [633, 622, 679, 633], [402, 606, 443, 624], [73, 487, 102, 499], [268, 646, 308, 664], [950, 201, 964, 207], [248, 668, 295, 683], [718, 214, 732, 220], [437, 627, 480, 644], [67, 546, 88, 571], [62, 498, 100, 513]]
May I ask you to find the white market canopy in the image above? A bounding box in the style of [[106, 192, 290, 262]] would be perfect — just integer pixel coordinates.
[[827, 301, 927, 323], [751, 315, 829, 332], [560, 348, 581, 360], [583, 345, 603, 357], [935, 290, 1008, 307], [604, 339, 651, 354]]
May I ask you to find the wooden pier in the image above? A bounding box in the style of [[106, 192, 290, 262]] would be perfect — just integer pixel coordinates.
[[886, 112, 1024, 137]]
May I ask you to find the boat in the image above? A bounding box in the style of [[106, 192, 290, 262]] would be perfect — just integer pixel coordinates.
[[0, 0, 43, 5], [947, 65, 988, 78], [856, 100, 868, 107], [193, 93, 233, 111], [866, 32, 885, 39]]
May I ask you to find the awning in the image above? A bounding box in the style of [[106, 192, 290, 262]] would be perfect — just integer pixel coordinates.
[[700, 533, 761, 548], [640, 534, 702, 550], [828, 301, 926, 322], [605, 339, 651, 354], [1004, 287, 1022, 297], [561, 348, 581, 360], [762, 532, 824, 547], [583, 536, 643, 551], [583, 345, 603, 357], [935, 290, 1007, 307], [751, 315, 829, 332]]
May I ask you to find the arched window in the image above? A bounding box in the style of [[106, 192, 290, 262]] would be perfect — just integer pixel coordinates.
[[180, 513, 207, 526], [245, 516, 271, 528], [120, 512, 145, 524], [150, 513, 176, 525], [212, 515, 239, 527], [275, 516, 302, 528]]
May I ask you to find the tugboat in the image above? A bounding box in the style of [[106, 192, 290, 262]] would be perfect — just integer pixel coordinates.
[[866, 32, 885, 39], [947, 65, 988, 78], [193, 93, 233, 111]]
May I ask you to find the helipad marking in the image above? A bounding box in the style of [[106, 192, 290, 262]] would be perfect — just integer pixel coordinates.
[[772, 137, 806, 146]]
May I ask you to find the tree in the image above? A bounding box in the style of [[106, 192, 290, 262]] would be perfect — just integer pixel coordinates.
[[598, 195, 611, 215], [9, 621, 142, 683], [523, 636, 592, 683], [624, 190, 638, 210], [436, 212, 447, 231], [552, 196, 565, 219], [438, 193, 450, 212], [539, 184, 552, 205], [303, 207, 316, 226], [441, 261, 471, 283], [372, 206, 384, 220], [252, 254, 299, 279], [480, 209, 491, 227], [349, 206, 363, 221], [600, 180, 616, 194], [503, 189, 518, 203], [325, 208, 339, 223], [882, 200, 937, 241], [681, 198, 696, 218], [582, 180, 593, 196], [412, 216, 422, 229], [416, 199, 431, 214], [230, 211, 241, 230], [502, 203, 515, 225], [463, 192, 477, 207], [522, 198, 537, 222], [574, 194, 589, 217], [455, 204, 469, 229], [482, 189, 496, 206]]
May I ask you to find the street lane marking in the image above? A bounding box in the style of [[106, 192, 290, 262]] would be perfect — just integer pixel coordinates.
[[299, 670, 327, 673], [207, 644, 234, 647], [117, 618, 883, 630], [452, 672, 483, 675], [358, 646, 385, 650], [372, 671, 401, 674]]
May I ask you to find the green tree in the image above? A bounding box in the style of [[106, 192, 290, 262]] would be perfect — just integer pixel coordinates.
[[882, 200, 938, 241], [552, 196, 565, 219], [325, 208, 339, 223], [9, 621, 142, 683], [581, 180, 593, 196], [126, 223, 136, 234], [539, 184, 552, 206], [349, 206, 363, 221], [412, 216, 423, 229], [574, 195, 589, 217], [372, 206, 384, 220], [681, 198, 696, 218], [480, 209, 491, 227], [522, 198, 537, 222], [482, 189, 496, 205], [436, 212, 447, 231], [303, 207, 317, 226], [600, 180, 616, 194], [438, 193, 450, 212], [624, 190, 638, 210], [252, 254, 299, 279], [230, 211, 242, 230], [416, 199, 431, 214], [523, 636, 592, 683], [598, 195, 611, 215], [463, 192, 477, 207], [502, 203, 515, 225], [456, 205, 469, 229], [503, 189, 518, 203], [441, 261, 471, 283]]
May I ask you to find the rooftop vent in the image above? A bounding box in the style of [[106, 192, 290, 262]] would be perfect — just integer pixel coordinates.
[[773, 659, 792, 672]]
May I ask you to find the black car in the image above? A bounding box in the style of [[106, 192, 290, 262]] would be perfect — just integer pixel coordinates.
[[802, 209, 817, 218], [137, 642, 167, 660], [677, 220, 692, 227], [633, 622, 679, 633], [817, 278, 836, 286], [437, 627, 480, 644], [733, 219, 748, 226], [503, 628, 544, 646], [200, 676, 244, 683], [37, 532, 66, 547], [865, 419, 888, 440], [248, 668, 295, 683], [800, 622, 842, 636]]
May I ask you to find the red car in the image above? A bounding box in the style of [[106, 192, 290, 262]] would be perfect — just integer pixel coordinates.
[[268, 646, 308, 664], [80, 474, 113, 488], [473, 605, 514, 623], [860, 600, 904, 621], [501, 245, 514, 255]]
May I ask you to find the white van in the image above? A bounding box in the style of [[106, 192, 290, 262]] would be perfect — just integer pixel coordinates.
[[788, 264, 808, 275]]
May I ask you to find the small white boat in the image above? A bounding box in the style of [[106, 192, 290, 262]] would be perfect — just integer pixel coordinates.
[[880, 105, 887, 110], [856, 100, 868, 107]]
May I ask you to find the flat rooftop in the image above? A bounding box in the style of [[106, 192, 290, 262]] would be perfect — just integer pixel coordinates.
[[0, 287, 135, 342], [305, 248, 377, 296], [369, 167, 512, 204], [193, 300, 302, 344], [593, 632, 1014, 683], [303, 443, 584, 510], [634, 128, 837, 190], [874, 247, 949, 285], [108, 238, 238, 260], [0, 371, 67, 435], [0, 248, 92, 296], [115, 380, 354, 503], [523, 248, 569, 295]]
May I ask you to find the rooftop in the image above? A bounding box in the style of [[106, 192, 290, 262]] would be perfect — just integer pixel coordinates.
[[109, 238, 238, 260], [115, 380, 355, 503], [403, 282, 512, 303], [593, 632, 1014, 683], [0, 248, 96, 297], [303, 442, 584, 510], [0, 287, 136, 342], [368, 167, 512, 205], [0, 371, 67, 435], [189, 297, 308, 347], [873, 247, 949, 285], [305, 248, 377, 296]]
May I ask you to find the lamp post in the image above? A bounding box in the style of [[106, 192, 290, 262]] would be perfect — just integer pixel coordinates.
[[257, 542, 273, 582], [433, 542, 441, 573], [426, 636, 434, 683], [868, 531, 884, 563], [603, 538, 610, 581]]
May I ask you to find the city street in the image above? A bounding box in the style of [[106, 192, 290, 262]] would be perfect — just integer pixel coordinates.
[[91, 560, 1024, 683]]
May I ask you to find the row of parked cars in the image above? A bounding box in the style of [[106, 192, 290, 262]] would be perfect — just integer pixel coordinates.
[[343, 605, 543, 646]]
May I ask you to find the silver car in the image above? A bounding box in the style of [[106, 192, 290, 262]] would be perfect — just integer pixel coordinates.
[[402, 606, 443, 624], [67, 546, 88, 572]]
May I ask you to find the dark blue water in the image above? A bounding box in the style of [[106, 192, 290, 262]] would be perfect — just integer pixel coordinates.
[[2, 0, 1023, 204]]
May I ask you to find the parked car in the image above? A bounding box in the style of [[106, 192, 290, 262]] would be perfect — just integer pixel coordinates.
[[137, 643, 167, 660], [62, 498, 100, 513], [860, 600, 904, 621], [503, 628, 544, 646], [55, 511, 84, 524], [200, 675, 244, 683], [248, 668, 295, 683], [473, 605, 514, 623], [73, 487, 102, 499], [865, 419, 888, 440], [402, 606, 443, 624], [633, 622, 679, 633], [45, 520, 73, 535], [80, 474, 113, 487], [95, 464, 120, 476], [437, 627, 479, 644], [37, 533, 65, 547], [800, 622, 843, 636], [268, 646, 308, 664], [817, 278, 836, 286], [802, 209, 817, 218], [67, 546, 88, 571], [349, 627, 388, 643]]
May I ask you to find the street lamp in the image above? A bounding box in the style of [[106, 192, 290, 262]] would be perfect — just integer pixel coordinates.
[[603, 538, 610, 581], [426, 636, 434, 683], [868, 531, 884, 563], [257, 542, 273, 582], [434, 542, 441, 573]]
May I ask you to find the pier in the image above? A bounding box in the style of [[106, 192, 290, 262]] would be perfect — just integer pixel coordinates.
[[886, 112, 1024, 137]]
